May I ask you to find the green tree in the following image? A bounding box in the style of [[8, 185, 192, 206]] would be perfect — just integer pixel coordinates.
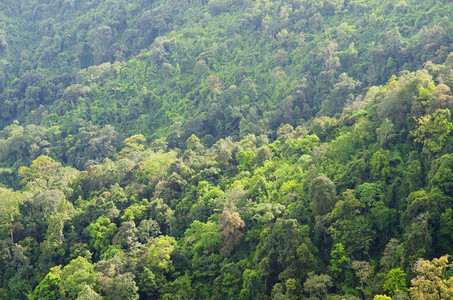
[[162, 275, 195, 300], [429, 153, 453, 195], [88, 25, 113, 64], [329, 243, 350, 281], [351, 260, 373, 288], [60, 257, 97, 299], [148, 235, 177, 274], [31, 267, 63, 300], [183, 221, 222, 282], [85, 217, 118, 258], [76, 285, 102, 300], [380, 239, 405, 271], [309, 174, 337, 216], [0, 188, 23, 242], [18, 155, 62, 190], [240, 269, 266, 300], [438, 208, 453, 254], [383, 268, 407, 296], [370, 149, 391, 180], [186, 134, 203, 152], [373, 296, 391, 300], [213, 263, 242, 298], [119, 134, 146, 158], [376, 118, 396, 146], [236, 150, 257, 171], [411, 109, 452, 156], [97, 270, 139, 300], [303, 273, 333, 299], [328, 190, 374, 257]]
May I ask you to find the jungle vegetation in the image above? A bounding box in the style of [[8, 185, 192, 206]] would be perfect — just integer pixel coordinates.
[[0, 0, 452, 299]]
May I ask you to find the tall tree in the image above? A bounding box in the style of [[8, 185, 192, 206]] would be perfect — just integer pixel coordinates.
[[0, 188, 22, 243], [218, 209, 245, 256], [410, 255, 453, 299], [309, 174, 337, 216]]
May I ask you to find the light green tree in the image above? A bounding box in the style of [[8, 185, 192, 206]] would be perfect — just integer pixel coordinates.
[[411, 108, 452, 156], [383, 268, 407, 296], [0, 188, 23, 243], [18, 155, 62, 190], [85, 217, 117, 258], [373, 295, 391, 300], [31, 267, 64, 300], [148, 235, 177, 273], [329, 243, 350, 280], [370, 149, 391, 180], [60, 257, 97, 299], [119, 134, 146, 158]]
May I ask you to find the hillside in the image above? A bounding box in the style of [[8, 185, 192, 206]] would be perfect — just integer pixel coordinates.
[[1, 0, 452, 172], [0, 0, 452, 299]]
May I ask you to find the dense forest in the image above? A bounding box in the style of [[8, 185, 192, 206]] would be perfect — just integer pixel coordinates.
[[0, 0, 452, 299]]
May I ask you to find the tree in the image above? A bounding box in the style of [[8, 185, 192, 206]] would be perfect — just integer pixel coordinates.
[[303, 273, 333, 299], [85, 217, 118, 258], [66, 122, 119, 169], [351, 261, 373, 288], [139, 151, 177, 186], [148, 235, 177, 274], [218, 209, 245, 256], [322, 73, 361, 116], [60, 257, 97, 299], [236, 150, 257, 171], [162, 275, 195, 300], [88, 25, 113, 64], [240, 269, 266, 300], [411, 109, 452, 156], [410, 255, 453, 299], [370, 149, 391, 180], [378, 71, 433, 128], [0, 188, 23, 243], [376, 118, 396, 146], [186, 134, 203, 152], [182, 221, 222, 281], [329, 243, 350, 281], [18, 155, 62, 190], [429, 153, 453, 195], [438, 208, 453, 254], [213, 263, 242, 298], [403, 213, 433, 259], [328, 190, 374, 257], [32, 267, 64, 300], [285, 278, 299, 300], [76, 285, 102, 300], [373, 296, 391, 300], [119, 134, 146, 158], [138, 267, 158, 298], [380, 239, 405, 271], [97, 270, 139, 300], [383, 268, 407, 296], [309, 174, 337, 216]]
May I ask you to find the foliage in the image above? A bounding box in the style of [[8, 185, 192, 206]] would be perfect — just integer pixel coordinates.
[[411, 109, 452, 156], [410, 255, 453, 299], [0, 0, 452, 299], [383, 268, 408, 296]]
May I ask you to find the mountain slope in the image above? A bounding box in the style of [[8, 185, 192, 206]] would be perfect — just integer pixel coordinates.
[[0, 0, 452, 299]]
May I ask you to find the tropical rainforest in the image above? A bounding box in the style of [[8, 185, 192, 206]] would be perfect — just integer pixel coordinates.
[[0, 0, 453, 299]]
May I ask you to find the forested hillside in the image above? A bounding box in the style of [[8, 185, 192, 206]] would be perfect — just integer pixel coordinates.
[[0, 0, 452, 299]]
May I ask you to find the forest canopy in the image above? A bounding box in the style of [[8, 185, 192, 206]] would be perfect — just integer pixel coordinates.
[[0, 0, 452, 299]]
